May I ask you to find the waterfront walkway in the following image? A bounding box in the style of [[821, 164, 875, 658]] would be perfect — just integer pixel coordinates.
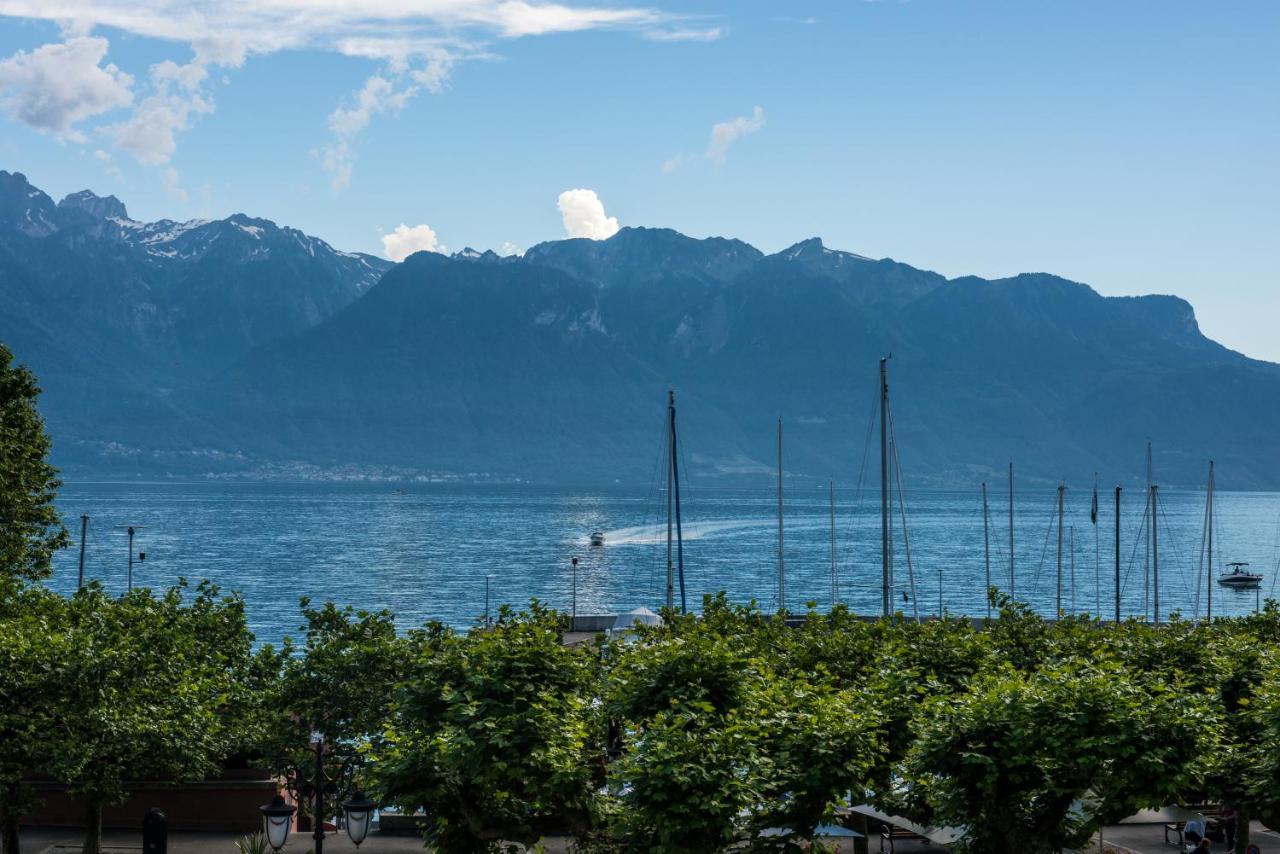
[[7, 821, 1280, 852]]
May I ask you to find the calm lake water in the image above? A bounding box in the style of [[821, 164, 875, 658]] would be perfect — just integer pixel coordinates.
[[49, 482, 1280, 645]]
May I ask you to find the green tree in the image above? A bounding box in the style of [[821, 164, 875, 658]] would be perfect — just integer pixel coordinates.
[[614, 705, 760, 853], [0, 343, 67, 581], [0, 580, 70, 854], [258, 599, 402, 832], [50, 582, 256, 854], [897, 661, 1216, 854], [748, 679, 882, 847], [1208, 607, 1280, 852], [375, 603, 602, 852]]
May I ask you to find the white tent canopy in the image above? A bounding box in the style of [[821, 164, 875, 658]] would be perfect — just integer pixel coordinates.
[[614, 607, 662, 630]]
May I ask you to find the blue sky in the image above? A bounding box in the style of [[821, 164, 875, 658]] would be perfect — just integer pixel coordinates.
[[0, 1, 1276, 358]]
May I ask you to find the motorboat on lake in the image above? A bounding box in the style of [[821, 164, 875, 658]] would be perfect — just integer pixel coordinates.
[[589, 531, 605, 547], [1218, 562, 1263, 589]]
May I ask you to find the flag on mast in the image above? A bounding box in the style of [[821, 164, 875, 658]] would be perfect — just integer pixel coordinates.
[[1090, 476, 1099, 525]]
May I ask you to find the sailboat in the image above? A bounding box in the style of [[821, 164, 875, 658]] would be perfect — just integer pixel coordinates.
[[1203, 461, 1264, 593], [1219, 562, 1263, 589]]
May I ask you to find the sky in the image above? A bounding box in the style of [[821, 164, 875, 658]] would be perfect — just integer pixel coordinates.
[[0, 0, 1276, 359]]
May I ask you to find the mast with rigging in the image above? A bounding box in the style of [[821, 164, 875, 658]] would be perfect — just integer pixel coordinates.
[[665, 390, 686, 613]]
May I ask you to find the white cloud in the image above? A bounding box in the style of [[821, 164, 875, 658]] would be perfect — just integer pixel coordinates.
[[382, 223, 442, 261], [329, 75, 408, 137], [161, 166, 187, 202], [317, 139, 354, 191], [501, 241, 523, 256], [557, 188, 619, 240], [109, 59, 216, 165], [644, 26, 723, 42], [708, 105, 764, 163], [0, 1, 710, 182], [0, 36, 132, 138], [0, 2, 680, 60], [320, 48, 457, 189], [661, 152, 689, 173]]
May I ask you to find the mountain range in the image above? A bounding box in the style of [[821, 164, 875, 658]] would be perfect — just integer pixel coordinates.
[[3, 169, 1278, 489]]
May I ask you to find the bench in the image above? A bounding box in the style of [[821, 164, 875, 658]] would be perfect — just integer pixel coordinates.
[[1164, 807, 1226, 848], [879, 823, 927, 852]]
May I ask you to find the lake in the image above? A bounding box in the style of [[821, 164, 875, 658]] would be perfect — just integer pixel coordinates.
[[49, 481, 1280, 645]]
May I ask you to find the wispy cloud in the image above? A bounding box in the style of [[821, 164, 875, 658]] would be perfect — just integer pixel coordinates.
[[708, 105, 764, 162], [319, 48, 457, 189], [662, 105, 766, 172], [0, 0, 708, 185], [644, 26, 723, 42]]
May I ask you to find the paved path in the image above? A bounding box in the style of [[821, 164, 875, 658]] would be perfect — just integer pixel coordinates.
[[1098, 820, 1280, 853], [8, 821, 1280, 852]]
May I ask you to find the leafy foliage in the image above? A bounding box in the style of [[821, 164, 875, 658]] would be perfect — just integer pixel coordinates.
[[374, 603, 602, 852], [0, 343, 67, 581], [897, 661, 1215, 854], [50, 581, 259, 854]]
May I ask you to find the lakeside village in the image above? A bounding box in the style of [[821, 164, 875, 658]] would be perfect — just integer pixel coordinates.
[[6, 347, 1280, 854]]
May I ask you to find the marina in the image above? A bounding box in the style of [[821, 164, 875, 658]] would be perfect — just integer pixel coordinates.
[[49, 479, 1280, 645]]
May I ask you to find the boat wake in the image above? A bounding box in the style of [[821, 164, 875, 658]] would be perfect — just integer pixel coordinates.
[[579, 519, 771, 547]]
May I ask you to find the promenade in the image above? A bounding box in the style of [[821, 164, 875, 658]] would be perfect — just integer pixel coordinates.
[[8, 821, 1280, 853]]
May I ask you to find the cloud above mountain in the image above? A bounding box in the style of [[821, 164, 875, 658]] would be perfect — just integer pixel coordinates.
[[662, 105, 766, 172], [557, 188, 619, 239], [708, 105, 764, 162], [382, 223, 442, 261], [0, 0, 716, 187], [0, 36, 132, 139]]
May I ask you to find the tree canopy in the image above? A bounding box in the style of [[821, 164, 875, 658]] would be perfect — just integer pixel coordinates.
[[0, 343, 67, 581]]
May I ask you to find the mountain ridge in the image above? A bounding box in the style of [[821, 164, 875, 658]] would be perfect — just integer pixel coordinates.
[[1, 170, 1277, 489]]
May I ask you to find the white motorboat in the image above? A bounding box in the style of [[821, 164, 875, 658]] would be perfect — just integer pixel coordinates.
[[1218, 562, 1263, 589]]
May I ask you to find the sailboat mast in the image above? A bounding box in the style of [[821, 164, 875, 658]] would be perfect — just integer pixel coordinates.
[[1114, 486, 1122, 623], [666, 391, 675, 611], [1009, 461, 1016, 601], [1070, 525, 1076, 614], [829, 479, 838, 606], [1145, 441, 1153, 618], [1152, 483, 1161, 626], [880, 358, 891, 617], [1207, 460, 1215, 621], [670, 391, 686, 614], [1094, 474, 1101, 619], [982, 482, 991, 619], [1057, 484, 1065, 616], [777, 417, 785, 613], [77, 513, 89, 591]]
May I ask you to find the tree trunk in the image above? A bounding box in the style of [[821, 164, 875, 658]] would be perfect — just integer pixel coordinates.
[[1234, 807, 1251, 854], [2, 812, 20, 854], [82, 801, 102, 854]]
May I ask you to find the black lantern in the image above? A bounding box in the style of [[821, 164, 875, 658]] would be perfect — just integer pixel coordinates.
[[342, 791, 377, 847], [259, 794, 297, 852]]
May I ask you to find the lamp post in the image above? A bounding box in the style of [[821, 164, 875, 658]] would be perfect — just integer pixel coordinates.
[[115, 524, 145, 592], [261, 732, 373, 853], [571, 557, 579, 625]]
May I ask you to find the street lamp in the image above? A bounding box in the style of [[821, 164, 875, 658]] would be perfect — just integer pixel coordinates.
[[272, 731, 371, 854], [342, 791, 376, 847], [259, 794, 296, 852]]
